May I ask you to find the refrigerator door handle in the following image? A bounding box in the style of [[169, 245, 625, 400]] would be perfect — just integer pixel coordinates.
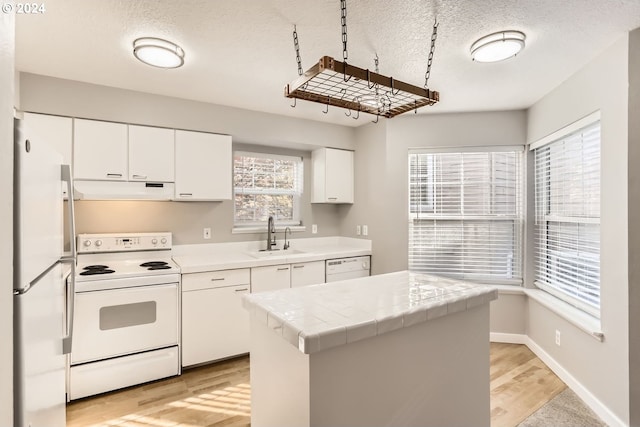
[[61, 164, 76, 259], [61, 164, 76, 355], [60, 258, 75, 355]]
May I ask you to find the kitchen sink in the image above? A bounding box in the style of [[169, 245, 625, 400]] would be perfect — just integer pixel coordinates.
[[248, 249, 306, 258]]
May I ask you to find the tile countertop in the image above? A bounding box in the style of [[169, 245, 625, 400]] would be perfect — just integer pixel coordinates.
[[172, 236, 371, 274], [242, 271, 498, 355]]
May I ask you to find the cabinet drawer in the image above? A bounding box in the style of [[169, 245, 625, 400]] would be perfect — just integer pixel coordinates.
[[182, 268, 250, 291]]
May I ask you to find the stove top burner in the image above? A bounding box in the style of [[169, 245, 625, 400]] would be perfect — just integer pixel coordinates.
[[140, 261, 169, 268], [83, 264, 110, 270], [147, 265, 172, 270], [79, 268, 115, 276]]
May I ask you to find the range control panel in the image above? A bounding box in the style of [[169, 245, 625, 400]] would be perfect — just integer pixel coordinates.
[[77, 232, 172, 253]]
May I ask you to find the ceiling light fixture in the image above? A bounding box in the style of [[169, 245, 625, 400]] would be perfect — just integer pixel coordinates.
[[133, 37, 185, 69], [470, 30, 526, 63]]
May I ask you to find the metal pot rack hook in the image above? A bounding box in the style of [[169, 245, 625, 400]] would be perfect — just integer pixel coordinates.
[[367, 69, 375, 89], [390, 77, 400, 96], [352, 97, 361, 120], [372, 115, 379, 124], [322, 96, 330, 114]]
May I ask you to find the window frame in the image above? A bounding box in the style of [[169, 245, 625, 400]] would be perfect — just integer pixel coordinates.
[[408, 145, 525, 285], [531, 112, 601, 318], [233, 151, 304, 228]]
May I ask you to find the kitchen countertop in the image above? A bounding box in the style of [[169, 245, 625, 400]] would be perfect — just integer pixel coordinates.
[[172, 236, 371, 273], [242, 270, 498, 354]]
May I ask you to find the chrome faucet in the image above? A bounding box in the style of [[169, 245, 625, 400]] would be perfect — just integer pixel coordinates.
[[283, 227, 291, 250], [266, 215, 276, 250]]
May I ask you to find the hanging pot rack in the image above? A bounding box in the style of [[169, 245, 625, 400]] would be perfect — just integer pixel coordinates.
[[285, 56, 439, 118], [285, 0, 440, 120]]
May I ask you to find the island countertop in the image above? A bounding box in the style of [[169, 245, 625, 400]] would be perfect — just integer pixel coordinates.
[[242, 270, 498, 354]]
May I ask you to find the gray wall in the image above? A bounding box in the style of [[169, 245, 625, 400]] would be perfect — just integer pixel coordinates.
[[628, 26, 640, 427], [527, 34, 630, 424], [20, 74, 352, 245], [1, 11, 15, 427], [340, 110, 527, 275]]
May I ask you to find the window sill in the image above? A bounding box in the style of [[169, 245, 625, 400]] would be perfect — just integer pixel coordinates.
[[231, 225, 307, 235], [525, 289, 604, 342]]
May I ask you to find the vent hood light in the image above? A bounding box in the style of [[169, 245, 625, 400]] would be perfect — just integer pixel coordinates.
[[470, 30, 525, 63], [133, 37, 185, 69]]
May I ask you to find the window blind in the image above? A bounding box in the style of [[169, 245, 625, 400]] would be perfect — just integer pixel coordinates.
[[533, 121, 601, 317], [234, 151, 304, 226], [408, 148, 524, 284]]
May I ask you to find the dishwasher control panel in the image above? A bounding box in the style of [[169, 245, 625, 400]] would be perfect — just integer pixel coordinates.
[[325, 256, 371, 282]]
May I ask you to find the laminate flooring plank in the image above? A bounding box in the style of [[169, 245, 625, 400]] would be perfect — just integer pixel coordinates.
[[67, 344, 565, 427]]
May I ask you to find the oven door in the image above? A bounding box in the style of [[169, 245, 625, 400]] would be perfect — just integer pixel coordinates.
[[71, 283, 178, 364]]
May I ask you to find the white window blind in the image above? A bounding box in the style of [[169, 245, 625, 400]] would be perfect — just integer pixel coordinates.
[[408, 147, 524, 284], [234, 151, 303, 226], [533, 120, 601, 317]]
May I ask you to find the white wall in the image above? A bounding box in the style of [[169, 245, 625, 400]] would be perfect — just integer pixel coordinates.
[[527, 34, 630, 425], [0, 10, 15, 427], [20, 73, 353, 244]]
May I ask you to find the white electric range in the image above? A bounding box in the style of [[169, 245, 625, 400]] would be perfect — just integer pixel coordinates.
[[68, 232, 181, 401]]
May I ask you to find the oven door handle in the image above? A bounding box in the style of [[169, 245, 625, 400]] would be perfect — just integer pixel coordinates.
[[60, 257, 75, 355]]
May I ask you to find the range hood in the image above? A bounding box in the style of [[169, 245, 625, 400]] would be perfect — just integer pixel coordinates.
[[73, 180, 175, 200]]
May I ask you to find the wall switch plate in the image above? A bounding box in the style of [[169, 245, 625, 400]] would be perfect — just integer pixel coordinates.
[[555, 329, 561, 346], [362, 225, 368, 236], [312, 224, 318, 234], [203, 228, 211, 239], [356, 225, 361, 235]]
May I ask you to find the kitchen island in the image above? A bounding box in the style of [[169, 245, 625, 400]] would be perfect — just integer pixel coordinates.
[[242, 270, 498, 427]]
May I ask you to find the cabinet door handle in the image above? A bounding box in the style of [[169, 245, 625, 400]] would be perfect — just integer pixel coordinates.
[[106, 173, 122, 178], [179, 193, 193, 197], [132, 174, 148, 180], [211, 278, 225, 281], [277, 267, 290, 271], [293, 265, 305, 269], [328, 197, 338, 201], [235, 288, 249, 292]]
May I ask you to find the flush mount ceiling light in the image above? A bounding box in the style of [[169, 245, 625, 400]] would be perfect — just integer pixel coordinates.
[[133, 37, 185, 69], [470, 30, 526, 63], [285, 0, 439, 121]]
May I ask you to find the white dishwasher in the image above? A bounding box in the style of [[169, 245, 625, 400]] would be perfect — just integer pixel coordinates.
[[325, 256, 371, 282]]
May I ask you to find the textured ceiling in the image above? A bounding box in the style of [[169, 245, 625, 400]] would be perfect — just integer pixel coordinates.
[[15, 0, 640, 127]]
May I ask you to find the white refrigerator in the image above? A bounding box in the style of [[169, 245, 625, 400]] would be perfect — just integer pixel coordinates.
[[13, 118, 75, 427]]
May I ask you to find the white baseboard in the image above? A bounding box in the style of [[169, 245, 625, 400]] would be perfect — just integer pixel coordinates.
[[490, 333, 627, 427], [490, 332, 528, 344]]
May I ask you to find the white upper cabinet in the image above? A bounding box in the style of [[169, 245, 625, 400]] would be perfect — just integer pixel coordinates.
[[311, 147, 354, 204], [174, 130, 232, 201], [74, 119, 128, 181], [128, 125, 175, 182]]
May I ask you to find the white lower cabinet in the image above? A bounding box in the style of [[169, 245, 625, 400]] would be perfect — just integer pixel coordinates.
[[291, 261, 325, 287], [181, 269, 250, 367], [251, 264, 291, 293]]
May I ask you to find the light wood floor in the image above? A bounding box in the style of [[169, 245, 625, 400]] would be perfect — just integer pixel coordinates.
[[67, 343, 566, 427]]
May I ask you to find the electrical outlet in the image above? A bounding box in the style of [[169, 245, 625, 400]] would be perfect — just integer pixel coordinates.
[[312, 224, 318, 234], [362, 225, 368, 236], [356, 225, 361, 235], [555, 329, 561, 346], [203, 228, 211, 239]]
